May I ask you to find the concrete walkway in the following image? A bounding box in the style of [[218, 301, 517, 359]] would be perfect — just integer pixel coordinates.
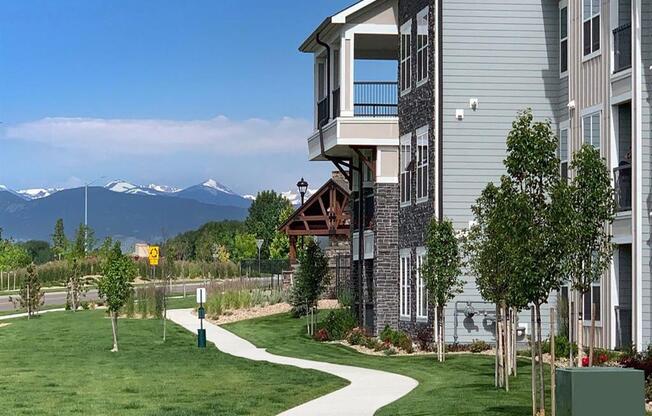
[[0, 308, 66, 320], [168, 309, 418, 416]]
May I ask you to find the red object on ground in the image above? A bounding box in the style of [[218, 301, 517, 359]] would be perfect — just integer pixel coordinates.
[[582, 356, 589, 367]]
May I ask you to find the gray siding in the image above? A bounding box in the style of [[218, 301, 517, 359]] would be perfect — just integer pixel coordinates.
[[439, 0, 561, 343], [641, 0, 652, 346]]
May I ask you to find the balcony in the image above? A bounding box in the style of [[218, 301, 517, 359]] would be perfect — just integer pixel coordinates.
[[613, 23, 632, 73], [614, 163, 632, 212], [353, 82, 398, 117]]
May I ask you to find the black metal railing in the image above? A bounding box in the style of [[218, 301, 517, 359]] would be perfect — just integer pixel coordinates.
[[614, 163, 632, 212], [354, 81, 398, 117], [332, 88, 340, 120], [613, 22, 632, 73]]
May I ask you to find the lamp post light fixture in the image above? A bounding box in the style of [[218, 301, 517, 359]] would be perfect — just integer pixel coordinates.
[[296, 177, 309, 248]]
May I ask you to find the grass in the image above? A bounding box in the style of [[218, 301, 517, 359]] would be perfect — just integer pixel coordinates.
[[226, 311, 552, 416], [0, 310, 347, 416]]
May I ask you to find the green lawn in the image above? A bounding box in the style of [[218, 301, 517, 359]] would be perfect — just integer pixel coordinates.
[[226, 312, 551, 416], [0, 310, 347, 416]]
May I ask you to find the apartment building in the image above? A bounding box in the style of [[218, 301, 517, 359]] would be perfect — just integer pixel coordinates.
[[299, 0, 649, 349]]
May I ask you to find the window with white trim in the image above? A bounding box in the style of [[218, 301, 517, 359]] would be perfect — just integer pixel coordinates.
[[560, 3, 568, 75], [416, 7, 429, 86], [583, 111, 601, 149], [583, 283, 601, 323], [400, 250, 412, 318], [416, 247, 427, 319], [583, 0, 600, 56], [400, 21, 412, 94], [416, 126, 429, 202], [400, 134, 412, 206], [559, 127, 569, 180]]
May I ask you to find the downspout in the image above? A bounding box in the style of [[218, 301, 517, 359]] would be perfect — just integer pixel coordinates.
[[316, 32, 332, 127]]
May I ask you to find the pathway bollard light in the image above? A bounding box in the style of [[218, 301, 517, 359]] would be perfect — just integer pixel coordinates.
[[197, 288, 207, 348]]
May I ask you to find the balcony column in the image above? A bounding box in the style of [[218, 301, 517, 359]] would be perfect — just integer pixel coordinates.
[[340, 32, 355, 117]]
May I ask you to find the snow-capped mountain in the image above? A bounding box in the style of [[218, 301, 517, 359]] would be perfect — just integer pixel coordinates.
[[17, 188, 62, 200], [0, 185, 28, 200], [146, 184, 180, 194], [174, 179, 251, 208], [105, 180, 163, 196], [282, 189, 317, 206]]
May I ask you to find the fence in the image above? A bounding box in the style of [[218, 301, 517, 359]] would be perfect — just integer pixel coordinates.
[[239, 259, 291, 277]]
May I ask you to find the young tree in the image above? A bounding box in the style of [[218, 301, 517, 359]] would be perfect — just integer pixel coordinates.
[[232, 233, 258, 262], [52, 219, 67, 260], [18, 240, 54, 265], [72, 224, 95, 257], [422, 218, 463, 362], [17, 264, 44, 318], [98, 243, 137, 352], [566, 144, 615, 366], [290, 240, 329, 317], [245, 191, 293, 259]]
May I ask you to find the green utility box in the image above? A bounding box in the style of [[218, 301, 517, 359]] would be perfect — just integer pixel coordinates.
[[556, 367, 645, 416]]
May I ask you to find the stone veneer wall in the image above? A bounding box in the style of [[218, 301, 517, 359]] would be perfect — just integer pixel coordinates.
[[373, 182, 400, 335], [397, 0, 438, 338]]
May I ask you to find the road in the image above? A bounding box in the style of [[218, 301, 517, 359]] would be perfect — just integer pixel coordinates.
[[0, 278, 276, 312]]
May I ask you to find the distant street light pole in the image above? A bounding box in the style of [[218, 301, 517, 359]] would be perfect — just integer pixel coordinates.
[[83, 176, 106, 253], [256, 239, 264, 277], [296, 178, 308, 248]]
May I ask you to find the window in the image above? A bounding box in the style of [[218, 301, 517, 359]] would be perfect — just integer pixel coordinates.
[[400, 250, 412, 318], [416, 7, 429, 86], [559, 127, 569, 180], [560, 3, 568, 75], [416, 248, 428, 319], [583, 284, 601, 323], [416, 126, 429, 202], [400, 134, 412, 206], [583, 0, 600, 56], [400, 21, 412, 94], [583, 111, 601, 149]]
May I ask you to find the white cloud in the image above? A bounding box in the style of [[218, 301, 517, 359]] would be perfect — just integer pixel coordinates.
[[3, 115, 312, 156]]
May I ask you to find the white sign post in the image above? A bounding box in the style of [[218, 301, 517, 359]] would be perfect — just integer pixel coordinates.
[[196, 288, 206, 304], [196, 288, 207, 348]]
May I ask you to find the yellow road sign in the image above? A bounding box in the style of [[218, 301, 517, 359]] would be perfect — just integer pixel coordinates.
[[148, 246, 160, 266]]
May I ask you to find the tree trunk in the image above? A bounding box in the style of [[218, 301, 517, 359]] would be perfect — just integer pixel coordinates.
[[531, 307, 537, 416], [495, 305, 499, 388], [513, 308, 518, 376], [504, 304, 509, 392], [441, 311, 446, 363], [497, 306, 504, 389], [536, 303, 545, 415], [577, 291, 584, 367], [568, 294, 574, 367], [589, 303, 596, 367], [551, 307, 556, 416], [111, 311, 119, 352]]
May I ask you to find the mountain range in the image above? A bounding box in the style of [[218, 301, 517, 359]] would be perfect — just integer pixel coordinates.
[[0, 179, 317, 244]]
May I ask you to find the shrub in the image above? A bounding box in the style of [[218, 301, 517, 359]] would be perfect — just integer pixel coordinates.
[[619, 345, 652, 378], [646, 376, 652, 402], [123, 290, 135, 318], [318, 309, 356, 341], [416, 327, 433, 352], [346, 328, 367, 346], [469, 339, 491, 353], [206, 293, 223, 318], [313, 328, 330, 342], [542, 335, 578, 358], [447, 343, 469, 353], [384, 347, 397, 356], [80, 301, 90, 310], [379, 326, 413, 353], [250, 289, 265, 307]]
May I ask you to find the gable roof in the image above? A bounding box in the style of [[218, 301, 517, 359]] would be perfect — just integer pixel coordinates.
[[279, 178, 351, 237]]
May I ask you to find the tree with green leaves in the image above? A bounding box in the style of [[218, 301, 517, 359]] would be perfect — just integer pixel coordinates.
[[290, 240, 329, 317], [18, 241, 53, 265], [566, 144, 615, 366], [98, 243, 137, 352], [0, 239, 31, 272], [17, 264, 44, 318], [422, 217, 463, 362], [245, 191, 292, 259], [232, 233, 258, 262], [72, 224, 95, 256], [466, 110, 570, 410], [52, 219, 67, 260]]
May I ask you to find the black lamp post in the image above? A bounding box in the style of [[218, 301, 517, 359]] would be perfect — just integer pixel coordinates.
[[297, 177, 308, 247], [297, 177, 308, 205]]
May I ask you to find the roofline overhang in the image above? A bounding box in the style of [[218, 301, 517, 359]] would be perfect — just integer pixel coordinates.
[[298, 0, 381, 53]]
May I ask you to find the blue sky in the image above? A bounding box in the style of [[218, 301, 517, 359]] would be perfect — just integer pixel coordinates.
[[0, 0, 365, 195]]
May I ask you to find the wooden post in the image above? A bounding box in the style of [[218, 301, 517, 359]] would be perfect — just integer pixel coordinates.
[[551, 308, 556, 416], [504, 305, 510, 392], [495, 306, 499, 387], [531, 307, 537, 416], [568, 296, 574, 367], [513, 308, 518, 376], [577, 291, 584, 367], [289, 236, 298, 265]]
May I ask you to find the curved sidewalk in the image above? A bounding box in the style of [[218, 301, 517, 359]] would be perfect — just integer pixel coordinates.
[[168, 309, 418, 416]]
